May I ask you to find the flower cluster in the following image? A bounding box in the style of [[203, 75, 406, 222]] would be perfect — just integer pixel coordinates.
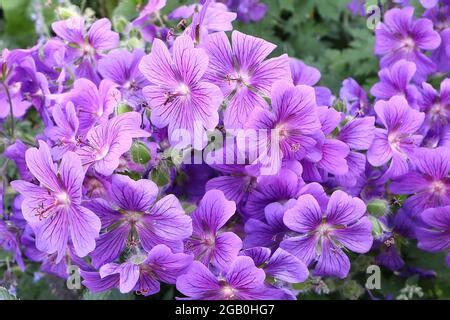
[[0, 0, 449, 300]]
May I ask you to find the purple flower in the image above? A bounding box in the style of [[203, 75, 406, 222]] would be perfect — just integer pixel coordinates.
[[389, 147, 450, 216], [281, 190, 373, 278], [64, 78, 121, 134], [244, 200, 294, 250], [132, 0, 166, 27], [240, 247, 309, 284], [140, 35, 223, 145], [222, 0, 267, 23], [425, 6, 450, 72], [419, 79, 450, 136], [99, 244, 193, 295], [375, 7, 441, 82], [0, 50, 33, 119], [290, 58, 333, 107], [178, 1, 236, 43], [98, 49, 150, 109], [75, 112, 150, 176], [416, 206, 450, 267], [44, 102, 79, 160], [370, 60, 420, 107], [185, 190, 241, 269], [5, 140, 33, 181], [85, 174, 192, 268], [203, 31, 290, 128], [301, 107, 350, 178], [367, 96, 424, 178], [347, 0, 365, 17], [420, 0, 447, 9], [242, 165, 304, 220], [340, 78, 370, 117], [244, 81, 322, 173], [0, 220, 25, 271], [176, 256, 277, 300], [11, 141, 101, 261], [52, 16, 119, 83], [334, 117, 375, 187]]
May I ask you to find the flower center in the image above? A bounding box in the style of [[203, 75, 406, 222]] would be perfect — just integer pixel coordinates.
[[430, 180, 446, 195], [402, 37, 415, 52], [316, 222, 334, 238], [222, 285, 235, 299], [81, 43, 95, 56], [430, 103, 446, 118], [388, 132, 404, 153], [125, 211, 143, 223], [177, 83, 190, 96], [55, 191, 71, 207]]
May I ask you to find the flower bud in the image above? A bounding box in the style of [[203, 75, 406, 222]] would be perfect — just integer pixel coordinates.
[[131, 142, 151, 165], [367, 198, 389, 217]]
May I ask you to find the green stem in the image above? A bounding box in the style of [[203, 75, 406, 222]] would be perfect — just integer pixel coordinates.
[[1, 81, 14, 137]]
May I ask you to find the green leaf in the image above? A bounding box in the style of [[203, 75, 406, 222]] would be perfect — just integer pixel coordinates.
[[113, 0, 140, 20]]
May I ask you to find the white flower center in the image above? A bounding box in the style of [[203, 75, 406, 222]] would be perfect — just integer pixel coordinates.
[[222, 285, 235, 299], [177, 83, 190, 96], [430, 180, 446, 195], [402, 37, 415, 51], [55, 191, 71, 206]]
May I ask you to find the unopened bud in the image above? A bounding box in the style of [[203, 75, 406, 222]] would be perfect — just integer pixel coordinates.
[[367, 198, 389, 217]]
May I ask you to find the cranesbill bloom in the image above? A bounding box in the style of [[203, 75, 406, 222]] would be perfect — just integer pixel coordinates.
[[185, 190, 241, 269], [242, 165, 304, 220], [389, 147, 450, 216], [185, 1, 237, 41], [340, 78, 370, 117], [140, 36, 223, 146], [374, 7, 441, 82], [367, 96, 424, 178], [244, 81, 322, 173], [290, 58, 333, 107], [85, 174, 192, 268], [334, 117, 375, 187], [99, 244, 193, 295], [5, 140, 33, 181], [65, 78, 121, 134], [76, 112, 150, 176], [419, 79, 450, 136], [176, 256, 276, 300], [44, 102, 79, 159], [202, 31, 290, 128], [0, 220, 25, 271], [370, 60, 420, 107], [281, 191, 373, 278], [244, 201, 294, 250], [52, 16, 119, 83], [301, 106, 350, 178], [240, 247, 309, 284], [416, 206, 450, 267], [223, 0, 267, 23], [0, 50, 32, 119], [11, 141, 101, 262], [98, 49, 150, 109], [420, 0, 450, 8]]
